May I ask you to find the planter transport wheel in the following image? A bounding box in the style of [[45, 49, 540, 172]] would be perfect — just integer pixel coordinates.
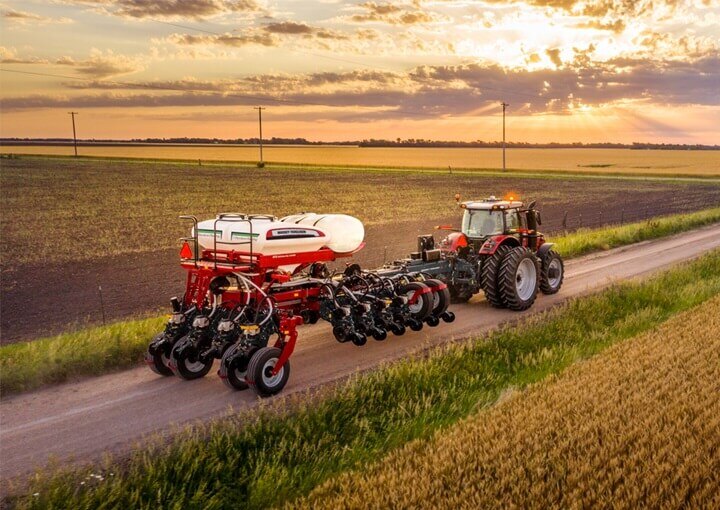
[[399, 282, 433, 320], [540, 249, 564, 295], [246, 346, 290, 397], [145, 333, 173, 377], [498, 247, 540, 311], [423, 279, 450, 315], [481, 245, 512, 308], [218, 343, 250, 391], [170, 336, 214, 380]]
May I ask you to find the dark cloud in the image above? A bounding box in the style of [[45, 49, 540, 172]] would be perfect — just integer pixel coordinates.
[[2, 8, 72, 24], [4, 56, 718, 115], [169, 32, 276, 47], [264, 21, 313, 35], [53, 53, 143, 78], [545, 49, 563, 68], [350, 1, 442, 25], [166, 20, 350, 48], [65, 0, 262, 20]]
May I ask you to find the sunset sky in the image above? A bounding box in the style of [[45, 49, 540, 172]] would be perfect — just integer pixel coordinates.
[[1, 0, 719, 143]]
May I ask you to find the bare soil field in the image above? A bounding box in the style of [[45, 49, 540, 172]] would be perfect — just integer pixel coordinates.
[[297, 295, 720, 509], [3, 145, 720, 177], [1, 157, 718, 343]]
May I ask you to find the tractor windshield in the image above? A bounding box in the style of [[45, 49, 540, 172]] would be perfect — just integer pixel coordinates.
[[462, 209, 504, 238]]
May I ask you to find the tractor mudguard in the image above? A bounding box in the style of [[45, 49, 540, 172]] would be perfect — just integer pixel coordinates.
[[536, 242, 555, 259], [478, 235, 520, 255]]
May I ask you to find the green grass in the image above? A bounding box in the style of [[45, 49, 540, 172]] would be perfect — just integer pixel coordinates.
[[0, 316, 165, 395], [554, 206, 720, 258], [1, 208, 718, 396], [10, 250, 720, 509]]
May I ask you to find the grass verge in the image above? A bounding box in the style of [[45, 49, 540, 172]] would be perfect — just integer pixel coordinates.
[[554, 206, 720, 258], [9, 250, 720, 509], [296, 295, 720, 509], [1, 209, 718, 396]]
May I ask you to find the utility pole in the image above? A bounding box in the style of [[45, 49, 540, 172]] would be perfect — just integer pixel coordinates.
[[253, 106, 266, 166], [68, 111, 78, 157], [500, 102, 509, 171]]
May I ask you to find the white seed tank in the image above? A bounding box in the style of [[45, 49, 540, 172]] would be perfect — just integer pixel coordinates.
[[194, 213, 364, 256], [279, 213, 365, 254]]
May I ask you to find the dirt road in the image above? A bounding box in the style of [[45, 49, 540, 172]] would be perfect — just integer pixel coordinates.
[[1, 224, 719, 482]]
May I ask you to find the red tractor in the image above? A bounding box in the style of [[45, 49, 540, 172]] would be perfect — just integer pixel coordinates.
[[380, 195, 564, 311]]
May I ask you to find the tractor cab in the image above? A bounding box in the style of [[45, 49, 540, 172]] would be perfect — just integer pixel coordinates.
[[459, 196, 525, 240]]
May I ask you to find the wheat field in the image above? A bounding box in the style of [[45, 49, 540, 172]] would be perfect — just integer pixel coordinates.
[[3, 145, 719, 176], [294, 295, 720, 509]]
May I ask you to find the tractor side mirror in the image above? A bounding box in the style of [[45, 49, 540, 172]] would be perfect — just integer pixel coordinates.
[[536, 211, 542, 225]]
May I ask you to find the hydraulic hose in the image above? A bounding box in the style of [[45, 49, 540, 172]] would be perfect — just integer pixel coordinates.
[[234, 273, 274, 326]]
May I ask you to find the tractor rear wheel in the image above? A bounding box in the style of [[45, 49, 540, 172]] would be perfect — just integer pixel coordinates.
[[539, 250, 564, 294], [498, 247, 540, 311], [246, 346, 290, 397], [481, 245, 512, 308]]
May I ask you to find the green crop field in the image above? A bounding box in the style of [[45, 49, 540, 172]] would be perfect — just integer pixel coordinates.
[[1, 156, 718, 267], [3, 145, 720, 177]]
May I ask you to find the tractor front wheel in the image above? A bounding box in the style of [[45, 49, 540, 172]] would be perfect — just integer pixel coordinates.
[[540, 250, 564, 294], [498, 247, 540, 311]]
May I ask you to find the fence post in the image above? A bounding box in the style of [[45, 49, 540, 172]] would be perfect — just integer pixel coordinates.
[[98, 284, 107, 325], [599, 210, 603, 225], [579, 213, 583, 228], [621, 210, 624, 224], [562, 211, 568, 232]]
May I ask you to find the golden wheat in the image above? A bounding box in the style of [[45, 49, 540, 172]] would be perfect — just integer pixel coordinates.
[[294, 295, 720, 510], [4, 146, 719, 176]]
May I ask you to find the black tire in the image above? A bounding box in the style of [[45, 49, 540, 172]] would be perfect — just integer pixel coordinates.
[[498, 247, 540, 311], [423, 279, 450, 315], [398, 282, 433, 320], [246, 346, 290, 397], [481, 245, 512, 308], [218, 343, 250, 391], [170, 336, 214, 380], [449, 284, 474, 303], [539, 249, 564, 295], [145, 333, 174, 377]]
